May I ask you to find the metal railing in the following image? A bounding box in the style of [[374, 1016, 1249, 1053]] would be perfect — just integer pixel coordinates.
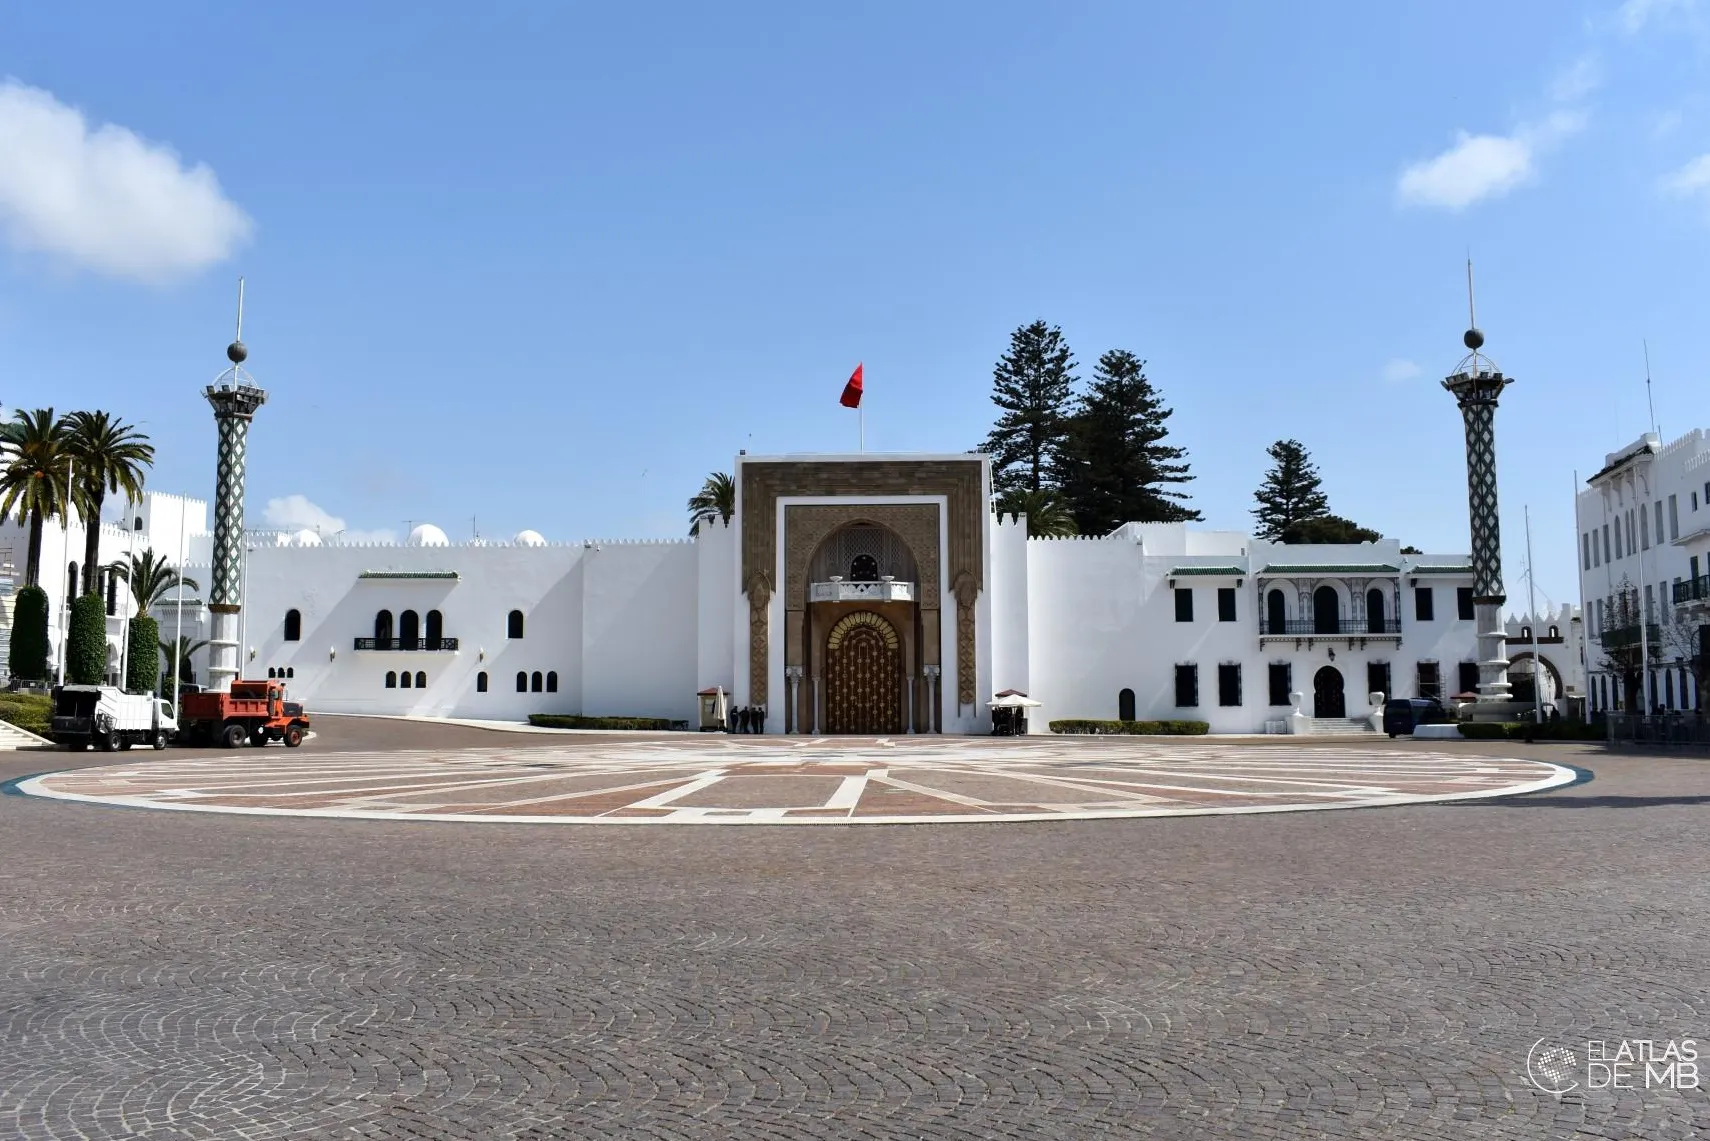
[[1672, 575, 1710, 605], [1260, 618, 1402, 636], [1598, 623, 1661, 650], [1605, 712, 1710, 748], [353, 637, 460, 651], [808, 580, 916, 603]]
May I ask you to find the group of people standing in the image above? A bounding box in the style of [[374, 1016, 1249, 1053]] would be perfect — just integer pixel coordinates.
[[727, 705, 766, 734]]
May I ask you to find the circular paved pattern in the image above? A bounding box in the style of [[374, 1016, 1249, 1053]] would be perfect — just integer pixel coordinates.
[[15, 737, 1576, 823]]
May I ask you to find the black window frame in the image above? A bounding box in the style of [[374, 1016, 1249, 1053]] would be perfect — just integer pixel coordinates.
[[1268, 662, 1292, 706], [1217, 663, 1242, 707], [1217, 587, 1237, 622], [1458, 661, 1480, 697], [1174, 588, 1194, 623], [284, 608, 302, 641], [1417, 661, 1440, 701], [1367, 661, 1391, 702], [1456, 587, 1475, 621], [1414, 586, 1435, 622], [507, 610, 525, 639], [1174, 663, 1199, 707], [476, 671, 488, 692]]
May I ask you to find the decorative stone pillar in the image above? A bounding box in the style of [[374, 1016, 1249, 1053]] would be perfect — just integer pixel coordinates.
[[204, 322, 266, 695], [923, 664, 941, 734], [1443, 325, 1511, 705], [784, 665, 802, 734]]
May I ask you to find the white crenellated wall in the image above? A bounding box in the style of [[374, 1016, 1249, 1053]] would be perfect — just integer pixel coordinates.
[[990, 514, 1030, 703], [695, 518, 737, 695]]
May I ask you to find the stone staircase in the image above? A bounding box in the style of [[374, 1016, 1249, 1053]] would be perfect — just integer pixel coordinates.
[[0, 719, 51, 750], [1307, 717, 1378, 736]]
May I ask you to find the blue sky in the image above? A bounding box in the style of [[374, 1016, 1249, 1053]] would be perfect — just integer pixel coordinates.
[[2, 0, 1708, 609]]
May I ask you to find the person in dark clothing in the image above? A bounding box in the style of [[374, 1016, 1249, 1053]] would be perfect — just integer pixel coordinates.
[[753, 706, 765, 735]]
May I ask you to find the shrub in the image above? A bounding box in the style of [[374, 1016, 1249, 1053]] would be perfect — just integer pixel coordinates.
[[1048, 719, 1210, 736], [0, 692, 52, 736], [1454, 722, 1510, 739], [1451, 720, 1605, 741], [127, 615, 160, 694], [528, 714, 679, 732], [8, 585, 49, 682], [66, 594, 108, 685]]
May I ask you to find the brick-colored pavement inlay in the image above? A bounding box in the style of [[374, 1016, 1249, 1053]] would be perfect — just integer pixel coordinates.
[[16, 737, 1575, 824]]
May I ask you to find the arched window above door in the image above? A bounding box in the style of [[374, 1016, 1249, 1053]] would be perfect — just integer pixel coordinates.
[[1266, 589, 1286, 634], [284, 609, 302, 641], [1313, 586, 1340, 635], [1118, 688, 1136, 721], [374, 610, 394, 647], [507, 610, 525, 639]]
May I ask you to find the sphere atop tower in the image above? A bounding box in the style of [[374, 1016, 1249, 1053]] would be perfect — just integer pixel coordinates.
[[227, 340, 248, 364], [406, 523, 450, 547], [1463, 327, 1484, 351]]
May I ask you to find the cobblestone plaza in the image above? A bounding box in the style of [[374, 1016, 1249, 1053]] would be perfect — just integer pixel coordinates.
[[3, 721, 1707, 1139]]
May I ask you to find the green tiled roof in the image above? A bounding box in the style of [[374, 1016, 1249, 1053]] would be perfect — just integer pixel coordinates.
[[1168, 565, 1245, 576], [358, 570, 461, 580], [1408, 565, 1473, 574], [1259, 563, 1398, 575]]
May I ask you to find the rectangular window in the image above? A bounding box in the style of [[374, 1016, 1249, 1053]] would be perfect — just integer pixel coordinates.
[[1594, 598, 1603, 636], [1218, 663, 1242, 706], [1174, 588, 1194, 622], [1217, 587, 1236, 622], [1669, 495, 1679, 540], [1641, 506, 1650, 549], [1693, 555, 1702, 581], [1645, 583, 1654, 623], [1268, 663, 1292, 706], [1614, 516, 1623, 558], [1583, 532, 1592, 571], [1657, 500, 1666, 544], [1458, 661, 1480, 696], [1456, 586, 1475, 621], [1417, 662, 1441, 701], [1602, 524, 1611, 562], [1414, 586, 1435, 621], [1175, 663, 1199, 707], [1367, 661, 1391, 701]]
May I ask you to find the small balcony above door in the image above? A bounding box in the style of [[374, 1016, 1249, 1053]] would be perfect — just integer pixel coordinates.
[[809, 577, 915, 604]]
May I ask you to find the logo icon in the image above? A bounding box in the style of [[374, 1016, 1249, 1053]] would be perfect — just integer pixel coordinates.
[[1528, 1039, 1580, 1095]]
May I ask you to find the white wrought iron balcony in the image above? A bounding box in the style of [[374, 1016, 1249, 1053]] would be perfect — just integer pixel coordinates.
[[809, 577, 915, 603]]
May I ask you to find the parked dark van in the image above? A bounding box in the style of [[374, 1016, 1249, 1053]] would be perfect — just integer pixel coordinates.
[[1383, 698, 1448, 737]]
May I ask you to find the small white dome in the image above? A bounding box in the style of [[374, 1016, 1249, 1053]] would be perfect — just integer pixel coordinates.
[[406, 523, 450, 547], [291, 529, 323, 547], [513, 529, 546, 547]]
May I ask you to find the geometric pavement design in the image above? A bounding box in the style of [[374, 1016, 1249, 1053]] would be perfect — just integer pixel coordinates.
[[16, 737, 1577, 824]]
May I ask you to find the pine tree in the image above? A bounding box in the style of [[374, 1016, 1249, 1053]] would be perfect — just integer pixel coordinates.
[[1279, 515, 1382, 544], [1056, 349, 1201, 534], [981, 321, 1079, 496], [1251, 439, 1330, 540]]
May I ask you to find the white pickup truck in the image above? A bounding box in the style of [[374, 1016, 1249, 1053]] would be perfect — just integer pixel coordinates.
[[49, 685, 178, 751]]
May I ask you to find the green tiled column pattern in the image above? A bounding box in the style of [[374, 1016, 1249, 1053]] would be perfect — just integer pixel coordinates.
[[204, 383, 267, 608]]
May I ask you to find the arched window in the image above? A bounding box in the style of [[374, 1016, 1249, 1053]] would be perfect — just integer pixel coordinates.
[[267, 667, 276, 678], [134, 515, 143, 531], [546, 671, 558, 693], [286, 667, 294, 678], [850, 554, 879, 581], [1266, 589, 1286, 634], [374, 610, 394, 649], [516, 671, 528, 692], [1118, 688, 1136, 721], [507, 610, 525, 639], [68, 562, 78, 598], [415, 671, 427, 688], [1313, 586, 1339, 635], [385, 671, 397, 688], [400, 610, 420, 651], [1549, 625, 1560, 639], [531, 671, 543, 693], [1366, 588, 1386, 634], [284, 609, 302, 641], [400, 671, 412, 688], [425, 610, 443, 649], [477, 671, 488, 693], [106, 572, 117, 616], [1521, 625, 1532, 640]]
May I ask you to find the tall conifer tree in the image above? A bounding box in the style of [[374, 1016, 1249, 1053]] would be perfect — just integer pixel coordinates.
[[1056, 349, 1201, 534], [1251, 439, 1330, 540], [981, 321, 1078, 496]]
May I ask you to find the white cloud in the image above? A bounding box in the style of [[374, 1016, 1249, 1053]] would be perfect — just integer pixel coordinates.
[[1381, 358, 1422, 383], [1662, 153, 1710, 208], [1549, 55, 1602, 103], [1396, 113, 1585, 211], [0, 79, 251, 283], [262, 494, 398, 544], [1618, 0, 1695, 34]]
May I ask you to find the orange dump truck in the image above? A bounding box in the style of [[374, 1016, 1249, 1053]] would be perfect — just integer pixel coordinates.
[[178, 679, 311, 749]]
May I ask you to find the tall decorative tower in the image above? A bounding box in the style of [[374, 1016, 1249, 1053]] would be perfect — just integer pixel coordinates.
[[1442, 263, 1512, 708], [203, 279, 266, 694]]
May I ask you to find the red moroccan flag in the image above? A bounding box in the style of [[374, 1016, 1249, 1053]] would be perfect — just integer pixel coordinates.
[[839, 362, 863, 408]]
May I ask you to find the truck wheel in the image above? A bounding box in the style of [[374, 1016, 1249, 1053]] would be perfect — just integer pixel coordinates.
[[98, 733, 117, 752], [283, 726, 304, 748], [222, 723, 248, 749], [250, 728, 269, 747], [153, 732, 168, 750]]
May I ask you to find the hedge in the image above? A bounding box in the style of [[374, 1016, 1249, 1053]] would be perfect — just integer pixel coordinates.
[[0, 692, 52, 736], [528, 714, 684, 732], [66, 594, 107, 685], [8, 585, 49, 682], [1456, 720, 1604, 741], [1049, 719, 1210, 736], [126, 615, 160, 694]]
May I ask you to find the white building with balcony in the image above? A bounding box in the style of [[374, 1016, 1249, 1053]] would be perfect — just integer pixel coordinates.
[[5, 453, 1511, 734]]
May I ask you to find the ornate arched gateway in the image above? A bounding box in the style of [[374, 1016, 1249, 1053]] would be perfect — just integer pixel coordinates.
[[825, 611, 904, 734]]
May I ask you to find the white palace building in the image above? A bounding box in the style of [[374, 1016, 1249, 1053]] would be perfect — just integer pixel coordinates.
[[3, 452, 1587, 734]]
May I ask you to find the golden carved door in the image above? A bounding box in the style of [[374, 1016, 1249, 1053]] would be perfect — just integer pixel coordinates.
[[825, 612, 902, 735]]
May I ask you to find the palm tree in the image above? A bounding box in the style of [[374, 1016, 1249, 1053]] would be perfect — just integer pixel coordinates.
[[159, 635, 210, 693], [687, 471, 736, 535], [65, 411, 153, 595], [0, 408, 72, 586], [109, 547, 199, 610], [996, 488, 1078, 538]]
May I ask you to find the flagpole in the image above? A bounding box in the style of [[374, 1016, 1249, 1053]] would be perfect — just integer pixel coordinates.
[[55, 459, 75, 687], [859, 403, 864, 453]]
